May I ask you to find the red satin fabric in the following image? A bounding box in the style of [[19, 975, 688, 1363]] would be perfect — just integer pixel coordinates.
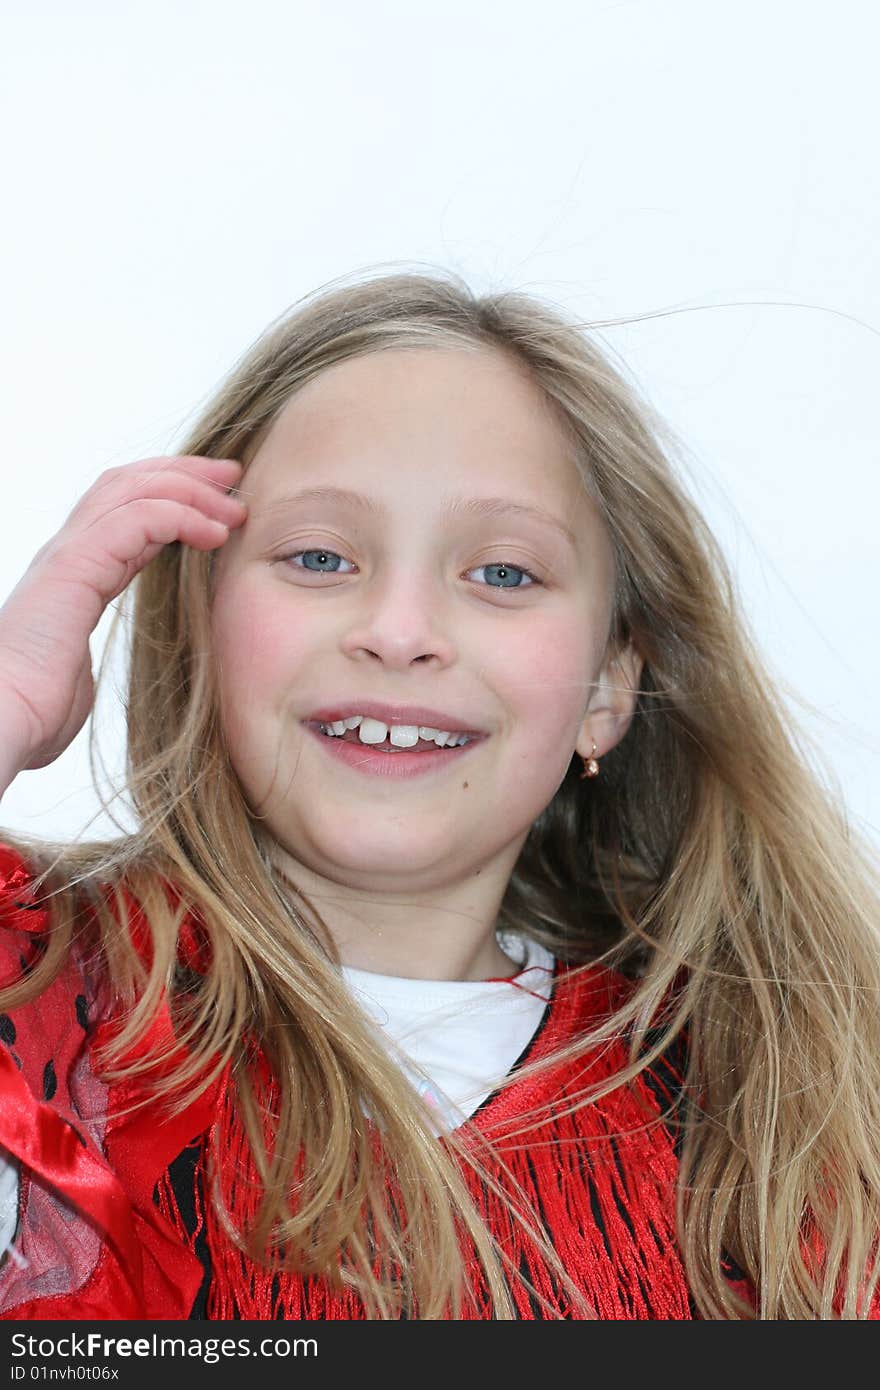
[[0, 844, 224, 1319]]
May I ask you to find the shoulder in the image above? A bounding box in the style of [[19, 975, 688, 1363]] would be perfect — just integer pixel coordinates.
[[0, 842, 82, 1026], [0, 840, 225, 1318], [0, 837, 209, 976], [548, 955, 639, 1039], [547, 959, 692, 1139], [0, 841, 52, 943], [0, 839, 104, 1113]]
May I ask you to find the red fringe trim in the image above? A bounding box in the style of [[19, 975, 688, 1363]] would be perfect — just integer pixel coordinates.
[[155, 963, 694, 1319]]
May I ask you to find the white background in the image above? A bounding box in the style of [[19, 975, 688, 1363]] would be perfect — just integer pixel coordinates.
[[0, 0, 877, 851]]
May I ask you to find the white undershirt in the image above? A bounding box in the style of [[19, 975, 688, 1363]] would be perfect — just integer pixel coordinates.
[[0, 931, 555, 1263], [341, 930, 556, 1135]]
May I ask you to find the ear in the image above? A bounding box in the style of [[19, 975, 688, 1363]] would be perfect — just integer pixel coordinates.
[[575, 640, 644, 763]]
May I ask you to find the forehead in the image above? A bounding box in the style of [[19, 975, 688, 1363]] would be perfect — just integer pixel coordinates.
[[243, 346, 593, 518]]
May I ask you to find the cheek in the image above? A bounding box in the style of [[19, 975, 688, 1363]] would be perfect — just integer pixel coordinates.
[[498, 614, 595, 730], [210, 581, 306, 719]]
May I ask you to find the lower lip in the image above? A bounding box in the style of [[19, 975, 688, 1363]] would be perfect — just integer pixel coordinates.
[[304, 724, 484, 778]]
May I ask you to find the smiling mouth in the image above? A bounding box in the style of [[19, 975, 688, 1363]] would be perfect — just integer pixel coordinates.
[[305, 721, 481, 752], [302, 722, 484, 777], [316, 730, 471, 753]]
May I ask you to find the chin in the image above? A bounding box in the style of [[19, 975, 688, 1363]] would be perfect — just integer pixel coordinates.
[[306, 831, 469, 886], [321, 837, 442, 873]]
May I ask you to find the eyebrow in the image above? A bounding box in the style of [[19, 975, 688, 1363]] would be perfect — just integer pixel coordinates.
[[249, 485, 579, 549]]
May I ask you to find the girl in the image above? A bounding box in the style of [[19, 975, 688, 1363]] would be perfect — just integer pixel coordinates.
[[0, 270, 878, 1320]]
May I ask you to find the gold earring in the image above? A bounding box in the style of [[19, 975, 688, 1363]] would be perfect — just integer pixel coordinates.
[[580, 739, 600, 779]]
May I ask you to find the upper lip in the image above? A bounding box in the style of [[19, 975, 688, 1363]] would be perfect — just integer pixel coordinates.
[[304, 700, 488, 736]]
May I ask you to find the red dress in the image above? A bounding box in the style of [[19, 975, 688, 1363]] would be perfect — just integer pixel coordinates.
[[0, 840, 748, 1320]]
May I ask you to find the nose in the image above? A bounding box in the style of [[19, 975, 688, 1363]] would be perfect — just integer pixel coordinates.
[[338, 567, 457, 670]]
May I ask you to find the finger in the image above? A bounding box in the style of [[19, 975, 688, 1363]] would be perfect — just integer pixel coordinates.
[[45, 500, 238, 609], [69, 458, 247, 526], [138, 456, 244, 487], [106, 472, 248, 527]]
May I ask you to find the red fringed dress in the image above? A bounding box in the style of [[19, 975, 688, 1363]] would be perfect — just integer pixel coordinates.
[[0, 841, 750, 1320]]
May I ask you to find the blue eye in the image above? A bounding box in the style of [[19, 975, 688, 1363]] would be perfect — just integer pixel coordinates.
[[468, 562, 537, 590], [285, 549, 354, 574]]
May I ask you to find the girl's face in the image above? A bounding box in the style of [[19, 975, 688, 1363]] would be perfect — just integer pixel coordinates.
[[210, 346, 638, 903]]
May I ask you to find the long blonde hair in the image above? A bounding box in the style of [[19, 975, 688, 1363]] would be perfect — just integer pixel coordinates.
[[4, 267, 880, 1318]]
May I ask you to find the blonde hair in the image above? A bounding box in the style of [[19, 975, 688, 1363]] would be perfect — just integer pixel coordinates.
[[4, 266, 880, 1318]]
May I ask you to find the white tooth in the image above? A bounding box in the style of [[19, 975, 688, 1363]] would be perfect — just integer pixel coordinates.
[[433, 730, 451, 747], [331, 720, 347, 735], [419, 727, 440, 740], [343, 716, 363, 729], [358, 717, 388, 744], [389, 724, 419, 748]]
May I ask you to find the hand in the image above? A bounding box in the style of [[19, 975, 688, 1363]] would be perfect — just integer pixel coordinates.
[[0, 455, 246, 774]]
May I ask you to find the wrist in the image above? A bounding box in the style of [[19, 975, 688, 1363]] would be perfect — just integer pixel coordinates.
[[0, 689, 39, 797]]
